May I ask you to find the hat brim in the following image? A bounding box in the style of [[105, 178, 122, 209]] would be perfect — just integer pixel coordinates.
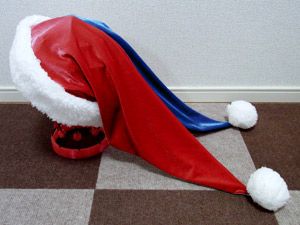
[[9, 15, 102, 127]]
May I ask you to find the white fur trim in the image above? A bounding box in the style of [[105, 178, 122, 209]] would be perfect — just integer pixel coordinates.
[[247, 167, 290, 211], [226, 100, 258, 129], [9, 15, 101, 127]]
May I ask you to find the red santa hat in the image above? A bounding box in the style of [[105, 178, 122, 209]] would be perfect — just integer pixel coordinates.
[[9, 15, 289, 211]]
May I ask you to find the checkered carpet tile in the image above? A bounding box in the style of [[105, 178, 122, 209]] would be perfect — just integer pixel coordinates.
[[0, 103, 299, 225]]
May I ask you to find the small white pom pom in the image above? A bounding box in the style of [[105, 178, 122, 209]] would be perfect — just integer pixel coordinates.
[[226, 100, 258, 129], [247, 167, 290, 211]]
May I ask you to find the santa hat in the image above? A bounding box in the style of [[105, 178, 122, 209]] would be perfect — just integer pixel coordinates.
[[10, 15, 289, 211]]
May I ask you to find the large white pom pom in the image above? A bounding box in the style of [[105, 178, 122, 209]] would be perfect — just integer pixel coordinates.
[[247, 167, 290, 211], [226, 100, 258, 129]]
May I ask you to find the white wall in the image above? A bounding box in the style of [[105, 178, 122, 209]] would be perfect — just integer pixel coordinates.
[[1, 0, 300, 101]]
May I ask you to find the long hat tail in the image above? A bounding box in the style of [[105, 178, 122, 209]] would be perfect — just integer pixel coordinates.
[[79, 17, 231, 132]]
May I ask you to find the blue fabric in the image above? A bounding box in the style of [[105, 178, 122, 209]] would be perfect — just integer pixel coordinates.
[[80, 17, 231, 132]]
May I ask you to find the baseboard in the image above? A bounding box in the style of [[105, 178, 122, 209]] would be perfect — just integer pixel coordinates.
[[0, 87, 26, 102], [0, 86, 300, 103], [170, 86, 300, 102]]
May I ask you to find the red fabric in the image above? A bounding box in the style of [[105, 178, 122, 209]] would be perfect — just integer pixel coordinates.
[[31, 16, 247, 194]]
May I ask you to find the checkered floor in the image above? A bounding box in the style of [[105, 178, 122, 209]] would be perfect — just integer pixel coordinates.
[[0, 103, 299, 225]]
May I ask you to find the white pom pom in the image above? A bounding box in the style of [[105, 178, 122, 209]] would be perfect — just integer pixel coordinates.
[[247, 167, 290, 211], [226, 100, 258, 129]]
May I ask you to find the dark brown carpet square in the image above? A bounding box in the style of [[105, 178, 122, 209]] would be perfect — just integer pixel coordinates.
[[89, 190, 278, 225], [241, 103, 300, 190], [0, 105, 101, 188]]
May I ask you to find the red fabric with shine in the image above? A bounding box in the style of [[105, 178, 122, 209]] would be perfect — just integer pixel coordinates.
[[31, 16, 247, 194]]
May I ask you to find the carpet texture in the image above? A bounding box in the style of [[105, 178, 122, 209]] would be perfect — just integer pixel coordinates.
[[0, 103, 299, 225]]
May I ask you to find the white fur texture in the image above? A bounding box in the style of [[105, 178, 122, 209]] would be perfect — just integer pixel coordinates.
[[226, 100, 257, 129], [9, 15, 102, 127], [247, 167, 290, 211]]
